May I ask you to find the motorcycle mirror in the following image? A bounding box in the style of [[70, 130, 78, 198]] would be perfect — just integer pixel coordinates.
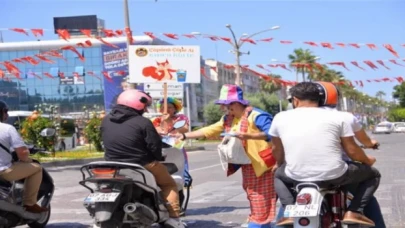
[[40, 128, 56, 137], [173, 120, 186, 129]]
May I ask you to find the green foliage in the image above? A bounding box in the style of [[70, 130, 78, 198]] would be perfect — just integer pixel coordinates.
[[84, 114, 103, 152], [20, 114, 56, 151], [393, 82, 405, 108], [60, 119, 76, 137], [387, 108, 405, 122], [203, 101, 224, 125], [260, 75, 282, 94], [245, 92, 287, 116]]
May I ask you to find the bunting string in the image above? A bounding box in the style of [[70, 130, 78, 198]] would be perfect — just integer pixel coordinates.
[[1, 27, 404, 87], [1, 64, 403, 89], [1, 28, 404, 58]]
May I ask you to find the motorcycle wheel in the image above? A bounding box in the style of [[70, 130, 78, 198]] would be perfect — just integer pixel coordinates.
[[27, 205, 51, 228]]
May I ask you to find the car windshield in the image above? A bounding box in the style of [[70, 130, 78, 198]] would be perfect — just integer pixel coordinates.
[[377, 124, 391, 128]]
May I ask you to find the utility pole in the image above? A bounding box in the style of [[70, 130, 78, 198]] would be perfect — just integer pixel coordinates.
[[225, 24, 280, 86], [124, 0, 136, 89]]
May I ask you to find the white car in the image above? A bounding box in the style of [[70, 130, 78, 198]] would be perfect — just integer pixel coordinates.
[[393, 122, 405, 133], [373, 122, 394, 134]]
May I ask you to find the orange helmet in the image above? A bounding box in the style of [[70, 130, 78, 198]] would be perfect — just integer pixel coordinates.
[[315, 81, 340, 107]]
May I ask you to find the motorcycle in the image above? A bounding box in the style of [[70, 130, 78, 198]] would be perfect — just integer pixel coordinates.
[[79, 120, 190, 228], [0, 128, 56, 228], [282, 144, 380, 228]]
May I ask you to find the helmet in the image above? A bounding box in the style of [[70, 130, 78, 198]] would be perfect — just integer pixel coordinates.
[[117, 89, 152, 111], [0, 101, 8, 122], [315, 81, 340, 107]]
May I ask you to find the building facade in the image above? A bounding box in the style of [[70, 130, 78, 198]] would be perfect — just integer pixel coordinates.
[[0, 36, 168, 113], [187, 57, 218, 126], [204, 59, 260, 94]]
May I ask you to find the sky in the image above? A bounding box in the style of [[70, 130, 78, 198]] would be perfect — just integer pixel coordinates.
[[1, 0, 404, 101]]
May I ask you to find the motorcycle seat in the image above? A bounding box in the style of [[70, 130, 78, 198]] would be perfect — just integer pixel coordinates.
[[0, 179, 12, 188], [162, 163, 178, 175], [296, 182, 341, 192], [319, 186, 341, 192]]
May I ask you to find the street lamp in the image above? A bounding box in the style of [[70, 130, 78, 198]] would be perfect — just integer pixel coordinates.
[[226, 24, 280, 86], [191, 25, 280, 86]]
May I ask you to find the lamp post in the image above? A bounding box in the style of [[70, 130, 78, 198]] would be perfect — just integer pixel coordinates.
[[227, 24, 280, 86], [191, 25, 280, 86]]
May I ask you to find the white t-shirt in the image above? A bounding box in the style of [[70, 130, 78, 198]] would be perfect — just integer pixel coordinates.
[[322, 107, 363, 161], [0, 122, 26, 171], [269, 107, 354, 182], [322, 107, 362, 132]]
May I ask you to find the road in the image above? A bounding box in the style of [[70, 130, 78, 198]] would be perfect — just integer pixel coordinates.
[[30, 133, 405, 227]]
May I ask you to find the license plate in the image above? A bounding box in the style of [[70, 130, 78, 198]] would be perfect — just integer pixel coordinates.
[[84, 193, 120, 202], [283, 204, 320, 218]]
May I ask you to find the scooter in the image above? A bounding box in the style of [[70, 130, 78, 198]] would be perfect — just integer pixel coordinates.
[[79, 120, 190, 228], [282, 144, 380, 228], [0, 128, 56, 228]]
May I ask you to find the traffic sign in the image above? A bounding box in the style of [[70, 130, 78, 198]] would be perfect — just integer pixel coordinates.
[[146, 90, 184, 99], [144, 83, 183, 91]]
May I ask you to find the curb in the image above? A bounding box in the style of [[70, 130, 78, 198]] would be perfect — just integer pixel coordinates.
[[41, 146, 206, 168]]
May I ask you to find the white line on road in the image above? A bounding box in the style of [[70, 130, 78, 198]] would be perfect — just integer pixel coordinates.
[[189, 164, 222, 172]]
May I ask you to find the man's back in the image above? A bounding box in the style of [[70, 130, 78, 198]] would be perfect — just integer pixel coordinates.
[[0, 122, 14, 171], [270, 107, 353, 181], [101, 105, 162, 166]]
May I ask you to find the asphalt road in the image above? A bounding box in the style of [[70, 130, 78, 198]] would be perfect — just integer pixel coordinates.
[[26, 133, 405, 227]]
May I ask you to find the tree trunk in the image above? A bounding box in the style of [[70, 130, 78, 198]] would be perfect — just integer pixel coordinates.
[[302, 69, 306, 82]]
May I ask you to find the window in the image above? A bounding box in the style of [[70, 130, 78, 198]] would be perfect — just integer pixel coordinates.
[[75, 48, 84, 59], [49, 67, 59, 77], [75, 66, 85, 76]]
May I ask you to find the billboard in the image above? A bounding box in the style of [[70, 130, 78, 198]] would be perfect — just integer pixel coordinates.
[[128, 45, 201, 83], [101, 42, 144, 111], [53, 15, 98, 33]]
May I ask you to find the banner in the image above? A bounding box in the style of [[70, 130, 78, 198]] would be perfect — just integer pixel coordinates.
[[101, 42, 144, 111], [128, 45, 201, 83]]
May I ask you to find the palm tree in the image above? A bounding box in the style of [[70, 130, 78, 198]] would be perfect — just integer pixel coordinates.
[[288, 48, 318, 82], [260, 74, 283, 94], [375, 91, 386, 101]]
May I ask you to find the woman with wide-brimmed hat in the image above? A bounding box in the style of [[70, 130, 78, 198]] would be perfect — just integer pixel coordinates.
[[173, 84, 277, 228]]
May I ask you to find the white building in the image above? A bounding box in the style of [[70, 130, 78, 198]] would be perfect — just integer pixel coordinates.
[[204, 59, 260, 94], [186, 57, 218, 127]]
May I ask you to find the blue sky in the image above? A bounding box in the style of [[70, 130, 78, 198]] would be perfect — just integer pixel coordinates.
[[1, 0, 404, 100]]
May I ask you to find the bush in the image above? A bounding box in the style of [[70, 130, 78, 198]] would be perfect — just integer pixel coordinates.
[[245, 92, 287, 116], [388, 108, 405, 122], [20, 111, 56, 151], [203, 101, 224, 125], [84, 113, 103, 152]]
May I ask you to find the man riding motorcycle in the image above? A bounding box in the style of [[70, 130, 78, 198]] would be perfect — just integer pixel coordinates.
[[0, 101, 48, 213], [269, 82, 380, 227], [100, 89, 184, 227], [315, 81, 386, 227]]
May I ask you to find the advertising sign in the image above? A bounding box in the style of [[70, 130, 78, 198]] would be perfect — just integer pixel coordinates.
[[59, 76, 85, 85], [128, 45, 201, 83], [101, 42, 145, 111]]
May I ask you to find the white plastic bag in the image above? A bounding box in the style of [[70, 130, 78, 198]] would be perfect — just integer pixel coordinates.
[[217, 136, 251, 170]]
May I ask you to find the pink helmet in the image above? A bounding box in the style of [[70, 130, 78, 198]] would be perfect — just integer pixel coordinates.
[[117, 89, 152, 111]]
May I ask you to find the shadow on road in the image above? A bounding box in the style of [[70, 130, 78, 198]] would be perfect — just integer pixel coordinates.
[[185, 206, 249, 216], [186, 220, 240, 227], [46, 222, 89, 228]]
